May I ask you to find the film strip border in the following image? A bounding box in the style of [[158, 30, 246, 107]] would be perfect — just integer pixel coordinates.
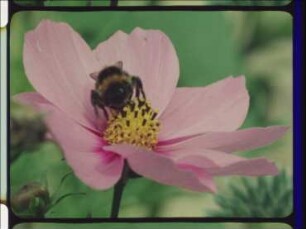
[[1, 0, 304, 229]]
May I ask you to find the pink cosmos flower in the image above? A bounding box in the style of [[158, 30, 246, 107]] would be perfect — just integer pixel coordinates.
[[15, 20, 288, 193]]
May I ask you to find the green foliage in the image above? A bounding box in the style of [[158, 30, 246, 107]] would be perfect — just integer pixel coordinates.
[[208, 171, 292, 217]]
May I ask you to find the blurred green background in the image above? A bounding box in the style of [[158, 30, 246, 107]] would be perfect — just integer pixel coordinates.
[[10, 11, 292, 218], [14, 0, 291, 7], [14, 223, 293, 229]]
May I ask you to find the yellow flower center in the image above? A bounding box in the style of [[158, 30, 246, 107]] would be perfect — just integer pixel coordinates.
[[104, 99, 160, 150]]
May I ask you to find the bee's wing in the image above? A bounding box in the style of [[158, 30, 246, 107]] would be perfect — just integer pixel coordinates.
[[115, 61, 123, 69], [90, 61, 122, 81]]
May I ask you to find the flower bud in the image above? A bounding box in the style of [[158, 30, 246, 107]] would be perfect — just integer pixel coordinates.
[[11, 182, 50, 216], [10, 104, 47, 162]]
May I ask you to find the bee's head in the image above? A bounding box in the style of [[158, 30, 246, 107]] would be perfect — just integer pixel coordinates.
[[92, 61, 133, 110], [104, 80, 133, 109]]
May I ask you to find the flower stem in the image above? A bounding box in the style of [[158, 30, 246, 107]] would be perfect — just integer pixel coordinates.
[[86, 0, 92, 6], [110, 160, 129, 218], [110, 0, 118, 7]]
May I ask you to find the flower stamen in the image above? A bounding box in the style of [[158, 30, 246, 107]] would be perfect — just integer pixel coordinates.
[[104, 99, 160, 149]]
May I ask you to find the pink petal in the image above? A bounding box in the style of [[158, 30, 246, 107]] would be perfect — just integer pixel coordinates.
[[15, 92, 123, 190], [14, 92, 103, 133], [158, 126, 288, 153], [23, 20, 101, 131], [158, 76, 249, 140], [172, 150, 278, 176], [94, 28, 179, 114], [104, 144, 216, 192], [14, 92, 58, 114], [14, 92, 49, 105], [208, 158, 278, 176]]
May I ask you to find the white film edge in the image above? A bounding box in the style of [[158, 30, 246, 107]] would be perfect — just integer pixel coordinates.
[[0, 0, 8, 28], [0, 204, 8, 229]]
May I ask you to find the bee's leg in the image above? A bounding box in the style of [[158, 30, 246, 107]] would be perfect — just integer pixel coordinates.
[[132, 76, 146, 99], [101, 106, 109, 120], [91, 90, 109, 120], [91, 90, 99, 116]]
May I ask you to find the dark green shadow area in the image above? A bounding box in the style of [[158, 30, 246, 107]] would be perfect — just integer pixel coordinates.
[[14, 223, 292, 229]]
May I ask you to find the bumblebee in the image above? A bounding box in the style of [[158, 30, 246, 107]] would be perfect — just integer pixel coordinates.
[[90, 61, 145, 120]]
